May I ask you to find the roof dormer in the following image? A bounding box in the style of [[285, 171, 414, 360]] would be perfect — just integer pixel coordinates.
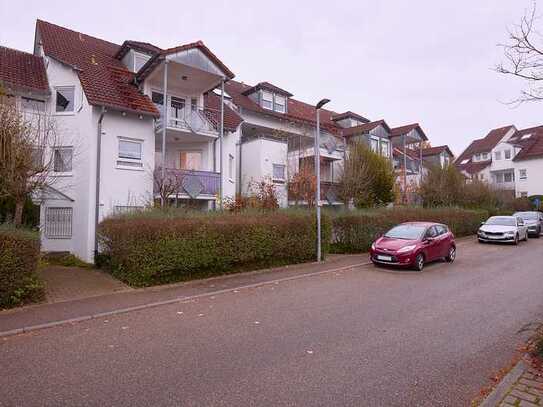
[[242, 82, 292, 114], [331, 111, 370, 128], [115, 40, 161, 73]]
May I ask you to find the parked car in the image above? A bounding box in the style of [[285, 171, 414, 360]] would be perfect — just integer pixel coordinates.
[[513, 211, 542, 238], [370, 222, 456, 271], [478, 216, 529, 245]]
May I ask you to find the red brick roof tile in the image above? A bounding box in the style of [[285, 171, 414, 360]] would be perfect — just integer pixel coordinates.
[[422, 145, 454, 157], [0, 46, 49, 94], [390, 123, 428, 141], [203, 92, 243, 132], [37, 19, 159, 116], [331, 111, 370, 123], [512, 125, 543, 161]]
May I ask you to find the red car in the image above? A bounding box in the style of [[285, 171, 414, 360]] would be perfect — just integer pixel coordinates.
[[370, 222, 456, 271]]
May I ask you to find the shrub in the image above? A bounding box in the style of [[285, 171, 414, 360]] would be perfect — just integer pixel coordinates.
[[98, 210, 331, 287], [330, 207, 488, 253], [0, 225, 44, 308]]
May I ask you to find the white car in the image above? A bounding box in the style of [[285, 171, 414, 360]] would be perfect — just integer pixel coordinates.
[[478, 216, 529, 245]]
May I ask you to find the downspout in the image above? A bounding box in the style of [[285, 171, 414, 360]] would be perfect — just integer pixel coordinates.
[[238, 139, 243, 195], [219, 79, 225, 210], [161, 60, 169, 207], [94, 106, 107, 257], [212, 138, 218, 210]]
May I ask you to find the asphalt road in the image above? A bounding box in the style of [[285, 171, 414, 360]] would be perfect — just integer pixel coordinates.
[[1, 237, 543, 407]]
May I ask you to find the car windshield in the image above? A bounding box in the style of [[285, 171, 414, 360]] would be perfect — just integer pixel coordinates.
[[513, 212, 538, 220], [485, 217, 516, 226], [384, 225, 426, 240]]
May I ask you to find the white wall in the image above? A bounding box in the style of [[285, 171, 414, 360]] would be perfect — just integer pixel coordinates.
[[515, 158, 543, 197], [215, 129, 241, 201]]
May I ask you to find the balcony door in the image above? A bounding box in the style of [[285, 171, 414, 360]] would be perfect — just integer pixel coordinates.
[[170, 96, 186, 122], [179, 151, 202, 171]]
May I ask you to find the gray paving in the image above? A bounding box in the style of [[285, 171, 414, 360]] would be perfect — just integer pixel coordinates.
[[1, 238, 542, 406]]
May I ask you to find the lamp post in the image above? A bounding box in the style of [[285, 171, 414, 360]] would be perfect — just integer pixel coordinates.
[[315, 98, 330, 262]]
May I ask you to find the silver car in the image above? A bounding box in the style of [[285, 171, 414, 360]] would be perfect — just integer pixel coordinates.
[[478, 216, 529, 245], [513, 211, 542, 238]]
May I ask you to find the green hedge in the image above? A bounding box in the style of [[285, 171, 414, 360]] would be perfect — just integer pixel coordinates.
[[330, 207, 489, 254], [98, 210, 331, 287], [0, 225, 44, 308]]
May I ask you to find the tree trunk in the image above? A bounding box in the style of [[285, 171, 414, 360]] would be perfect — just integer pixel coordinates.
[[14, 199, 24, 226]]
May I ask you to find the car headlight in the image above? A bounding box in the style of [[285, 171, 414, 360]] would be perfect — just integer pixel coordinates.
[[397, 245, 417, 253], [371, 242, 376, 250], [478, 230, 485, 235], [505, 231, 515, 235]]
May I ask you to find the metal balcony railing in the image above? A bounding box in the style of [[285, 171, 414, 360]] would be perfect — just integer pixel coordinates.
[[155, 106, 219, 136], [155, 168, 220, 198]]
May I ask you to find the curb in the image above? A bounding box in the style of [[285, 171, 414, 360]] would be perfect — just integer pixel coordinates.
[[0, 261, 371, 339], [479, 360, 527, 407]]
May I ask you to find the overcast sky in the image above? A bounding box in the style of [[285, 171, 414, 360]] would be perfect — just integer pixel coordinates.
[[1, 0, 541, 155]]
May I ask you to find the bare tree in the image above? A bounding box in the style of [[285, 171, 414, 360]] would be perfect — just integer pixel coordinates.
[[0, 95, 59, 225], [496, 3, 543, 103], [153, 167, 185, 209]]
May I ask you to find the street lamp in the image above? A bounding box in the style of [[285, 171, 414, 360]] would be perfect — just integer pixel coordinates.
[[315, 98, 330, 262]]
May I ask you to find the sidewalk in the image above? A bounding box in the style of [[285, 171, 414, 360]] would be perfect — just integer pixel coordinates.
[[0, 254, 370, 337], [481, 360, 543, 407]]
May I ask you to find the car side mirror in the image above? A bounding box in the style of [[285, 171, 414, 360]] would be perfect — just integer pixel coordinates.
[[480, 222, 485, 226]]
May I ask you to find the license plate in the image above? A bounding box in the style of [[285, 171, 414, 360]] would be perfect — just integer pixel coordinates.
[[377, 255, 392, 261]]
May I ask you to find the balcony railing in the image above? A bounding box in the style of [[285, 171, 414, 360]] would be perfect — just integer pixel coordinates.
[[155, 168, 220, 198], [155, 106, 219, 137], [288, 181, 341, 204], [320, 181, 341, 203]]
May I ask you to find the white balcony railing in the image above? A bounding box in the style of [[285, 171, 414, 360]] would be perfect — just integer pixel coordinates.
[[155, 105, 219, 137]]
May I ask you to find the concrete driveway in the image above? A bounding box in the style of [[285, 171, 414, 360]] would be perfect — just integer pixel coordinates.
[[1, 237, 542, 406]]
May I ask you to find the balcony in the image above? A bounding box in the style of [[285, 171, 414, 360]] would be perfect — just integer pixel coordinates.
[[155, 106, 219, 138], [320, 181, 341, 204], [155, 168, 220, 198], [288, 181, 342, 205]]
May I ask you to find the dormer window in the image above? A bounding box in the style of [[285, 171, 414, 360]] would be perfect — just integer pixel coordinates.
[[521, 134, 532, 140], [274, 94, 286, 113], [262, 91, 273, 110], [134, 51, 151, 72]]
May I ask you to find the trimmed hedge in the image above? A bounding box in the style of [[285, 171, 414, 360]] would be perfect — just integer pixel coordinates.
[[0, 225, 44, 308], [98, 210, 331, 287], [330, 207, 489, 254]]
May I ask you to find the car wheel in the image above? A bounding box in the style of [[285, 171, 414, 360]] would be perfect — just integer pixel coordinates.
[[524, 232, 529, 241], [535, 227, 541, 238], [445, 246, 456, 263], [478, 239, 484, 244], [414, 253, 425, 271], [513, 234, 519, 245]]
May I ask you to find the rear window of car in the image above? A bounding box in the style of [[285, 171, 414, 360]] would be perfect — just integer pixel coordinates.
[[385, 225, 426, 240], [485, 217, 516, 226], [514, 212, 538, 220]]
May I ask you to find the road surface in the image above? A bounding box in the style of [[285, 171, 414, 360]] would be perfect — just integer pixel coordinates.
[[1, 238, 542, 406]]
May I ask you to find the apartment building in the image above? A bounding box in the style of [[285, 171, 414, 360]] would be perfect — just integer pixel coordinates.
[[455, 125, 543, 198], [0, 20, 436, 261]]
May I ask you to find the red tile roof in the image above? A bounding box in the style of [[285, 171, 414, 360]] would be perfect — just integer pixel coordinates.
[[455, 125, 515, 173], [342, 120, 390, 137], [241, 81, 293, 97], [512, 125, 543, 161], [0, 46, 49, 94], [331, 111, 370, 123], [422, 145, 454, 158], [203, 92, 243, 132], [390, 123, 428, 140], [224, 80, 341, 134], [37, 19, 159, 116]]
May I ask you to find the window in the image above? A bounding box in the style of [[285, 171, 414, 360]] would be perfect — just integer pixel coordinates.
[[272, 164, 286, 181], [519, 169, 527, 180], [117, 139, 143, 168], [495, 151, 501, 160], [228, 154, 234, 180], [261, 91, 273, 110], [22, 97, 45, 112], [55, 86, 75, 113], [504, 149, 511, 159], [521, 134, 532, 140], [380, 140, 390, 157], [274, 94, 286, 113], [180, 151, 202, 170], [475, 153, 481, 161], [53, 147, 73, 173], [504, 172, 514, 183], [45, 207, 73, 239], [370, 137, 379, 153], [191, 98, 198, 111], [152, 92, 164, 105], [520, 192, 528, 198], [133, 52, 150, 72]]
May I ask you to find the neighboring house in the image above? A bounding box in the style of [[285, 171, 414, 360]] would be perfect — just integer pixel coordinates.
[[455, 125, 543, 198], [389, 124, 428, 202], [421, 145, 454, 169]]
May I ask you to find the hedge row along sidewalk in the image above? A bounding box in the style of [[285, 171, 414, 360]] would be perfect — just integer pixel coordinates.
[[0, 225, 45, 308], [330, 207, 489, 253], [98, 210, 331, 287]]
